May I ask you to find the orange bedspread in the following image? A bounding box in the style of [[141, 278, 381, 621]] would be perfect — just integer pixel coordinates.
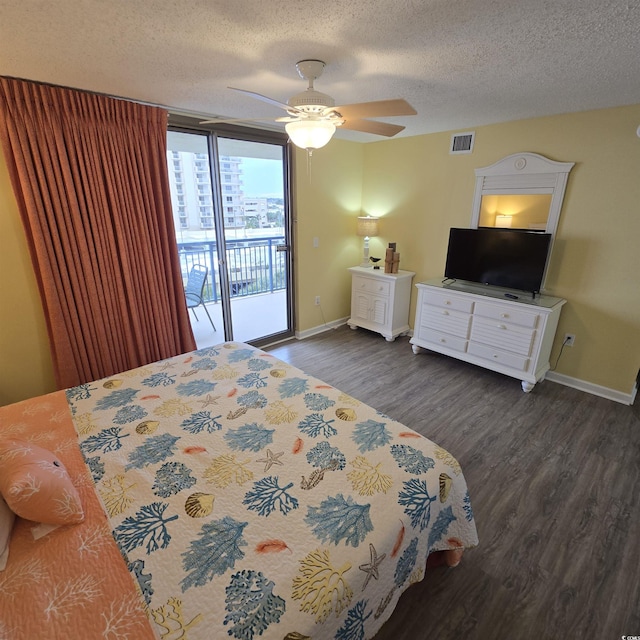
[[0, 391, 155, 640]]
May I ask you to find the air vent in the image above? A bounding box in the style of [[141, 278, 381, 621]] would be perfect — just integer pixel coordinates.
[[450, 131, 475, 154]]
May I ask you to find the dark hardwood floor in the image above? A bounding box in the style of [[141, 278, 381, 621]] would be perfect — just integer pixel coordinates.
[[266, 326, 640, 640]]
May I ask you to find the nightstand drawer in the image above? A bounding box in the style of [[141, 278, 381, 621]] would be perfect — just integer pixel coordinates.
[[422, 290, 474, 314], [421, 306, 471, 339], [471, 316, 535, 356], [474, 301, 539, 329], [468, 342, 530, 372], [353, 277, 391, 298]]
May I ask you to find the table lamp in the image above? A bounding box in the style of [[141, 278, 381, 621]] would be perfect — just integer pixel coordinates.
[[357, 216, 380, 267]]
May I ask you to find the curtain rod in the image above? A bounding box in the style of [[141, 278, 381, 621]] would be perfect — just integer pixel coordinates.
[[0, 73, 234, 123], [1, 74, 285, 140]]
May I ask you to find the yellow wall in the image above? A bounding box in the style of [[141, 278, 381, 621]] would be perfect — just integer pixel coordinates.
[[2, 103, 639, 403], [292, 140, 364, 331], [359, 104, 640, 395], [0, 156, 56, 404]]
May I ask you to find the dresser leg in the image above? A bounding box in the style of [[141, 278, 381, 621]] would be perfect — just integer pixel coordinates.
[[521, 380, 536, 393], [412, 344, 423, 355]]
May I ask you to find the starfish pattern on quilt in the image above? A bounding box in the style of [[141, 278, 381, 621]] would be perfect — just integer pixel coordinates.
[[359, 543, 386, 591], [257, 448, 285, 472]]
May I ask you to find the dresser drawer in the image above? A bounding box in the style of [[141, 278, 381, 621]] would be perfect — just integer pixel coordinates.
[[353, 276, 391, 298], [420, 329, 468, 354], [474, 301, 539, 329], [470, 316, 535, 356], [468, 342, 530, 372], [421, 306, 471, 339], [422, 290, 474, 314]]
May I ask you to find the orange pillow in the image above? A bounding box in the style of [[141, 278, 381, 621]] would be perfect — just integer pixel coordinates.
[[0, 440, 84, 526]]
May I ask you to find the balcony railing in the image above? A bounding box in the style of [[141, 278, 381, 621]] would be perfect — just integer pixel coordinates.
[[178, 236, 287, 303]]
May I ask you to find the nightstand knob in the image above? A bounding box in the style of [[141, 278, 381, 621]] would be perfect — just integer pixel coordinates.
[[445, 300, 451, 305], [441, 310, 449, 316], [440, 338, 446, 343], [493, 354, 499, 358], [501, 313, 509, 318], [497, 324, 507, 330]]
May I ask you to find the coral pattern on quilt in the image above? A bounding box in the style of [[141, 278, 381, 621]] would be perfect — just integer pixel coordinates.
[[66, 342, 478, 640]]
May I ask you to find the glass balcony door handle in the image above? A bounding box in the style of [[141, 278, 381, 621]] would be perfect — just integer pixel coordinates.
[[276, 244, 290, 252]]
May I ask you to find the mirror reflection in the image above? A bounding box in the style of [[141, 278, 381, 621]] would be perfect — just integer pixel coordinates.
[[478, 194, 552, 230]]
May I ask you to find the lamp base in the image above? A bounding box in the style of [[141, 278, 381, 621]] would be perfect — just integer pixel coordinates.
[[359, 261, 373, 268], [360, 237, 372, 268]]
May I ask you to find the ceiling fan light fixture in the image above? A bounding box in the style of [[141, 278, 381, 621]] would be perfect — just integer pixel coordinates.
[[285, 119, 336, 150]]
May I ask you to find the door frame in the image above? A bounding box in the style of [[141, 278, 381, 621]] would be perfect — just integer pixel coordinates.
[[168, 115, 295, 346]]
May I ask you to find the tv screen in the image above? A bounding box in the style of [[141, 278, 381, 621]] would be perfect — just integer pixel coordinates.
[[444, 227, 552, 295]]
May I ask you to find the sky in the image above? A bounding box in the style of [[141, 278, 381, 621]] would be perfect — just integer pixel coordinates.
[[241, 158, 284, 199]]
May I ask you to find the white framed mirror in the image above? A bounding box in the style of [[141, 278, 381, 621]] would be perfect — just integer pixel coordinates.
[[470, 152, 574, 235]]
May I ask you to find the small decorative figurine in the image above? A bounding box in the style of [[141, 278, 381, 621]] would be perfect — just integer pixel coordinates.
[[384, 243, 400, 273]]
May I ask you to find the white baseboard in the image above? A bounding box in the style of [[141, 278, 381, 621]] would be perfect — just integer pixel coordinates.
[[545, 371, 637, 406], [295, 317, 349, 340]]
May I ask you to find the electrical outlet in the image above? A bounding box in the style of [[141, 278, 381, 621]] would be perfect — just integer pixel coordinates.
[[564, 334, 575, 347], [314, 296, 320, 306]]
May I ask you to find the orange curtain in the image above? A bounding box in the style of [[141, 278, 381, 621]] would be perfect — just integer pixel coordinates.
[[0, 77, 196, 389]]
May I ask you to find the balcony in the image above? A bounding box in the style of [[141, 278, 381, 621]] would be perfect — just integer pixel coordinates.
[[188, 289, 288, 348], [178, 236, 288, 348]]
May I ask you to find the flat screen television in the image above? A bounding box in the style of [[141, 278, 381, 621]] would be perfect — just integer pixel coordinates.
[[444, 227, 552, 296]]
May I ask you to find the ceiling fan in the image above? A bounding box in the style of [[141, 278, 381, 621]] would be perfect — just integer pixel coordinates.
[[200, 60, 417, 151]]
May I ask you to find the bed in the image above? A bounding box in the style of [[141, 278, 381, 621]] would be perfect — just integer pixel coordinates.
[[0, 342, 478, 639]]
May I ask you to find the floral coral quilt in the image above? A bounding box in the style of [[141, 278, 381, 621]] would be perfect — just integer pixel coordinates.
[[66, 342, 478, 639]]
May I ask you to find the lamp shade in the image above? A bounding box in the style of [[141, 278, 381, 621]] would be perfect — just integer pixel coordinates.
[[285, 120, 336, 150], [357, 216, 379, 237], [495, 214, 512, 228]]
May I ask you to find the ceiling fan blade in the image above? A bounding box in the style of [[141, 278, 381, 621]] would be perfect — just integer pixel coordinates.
[[228, 87, 300, 113], [340, 118, 406, 137], [331, 99, 416, 120]]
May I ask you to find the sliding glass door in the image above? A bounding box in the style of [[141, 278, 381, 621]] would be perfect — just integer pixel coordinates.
[[166, 123, 293, 347]]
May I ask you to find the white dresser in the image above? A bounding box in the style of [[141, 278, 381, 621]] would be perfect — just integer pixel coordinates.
[[348, 267, 415, 342], [410, 279, 566, 391]]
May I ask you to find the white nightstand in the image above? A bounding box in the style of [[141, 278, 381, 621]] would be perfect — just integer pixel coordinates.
[[347, 267, 415, 341]]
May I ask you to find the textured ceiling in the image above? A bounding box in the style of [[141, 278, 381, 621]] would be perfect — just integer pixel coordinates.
[[1, 0, 639, 142]]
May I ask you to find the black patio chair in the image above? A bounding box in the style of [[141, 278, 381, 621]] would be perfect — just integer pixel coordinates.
[[185, 264, 216, 331]]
